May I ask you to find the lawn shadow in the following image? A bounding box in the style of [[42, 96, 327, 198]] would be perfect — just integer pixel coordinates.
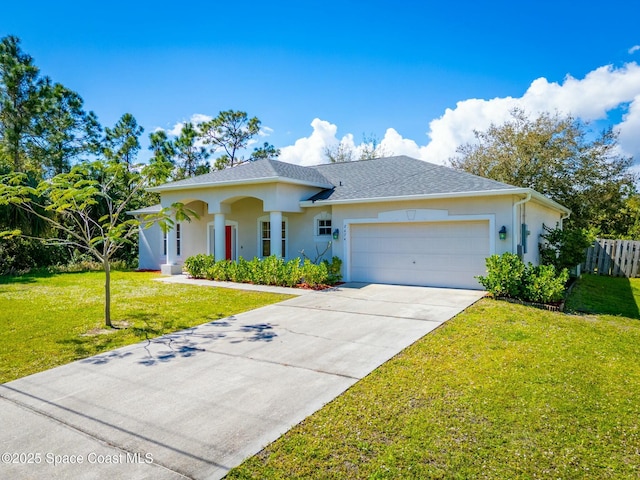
[[0, 269, 57, 285], [567, 274, 640, 319]]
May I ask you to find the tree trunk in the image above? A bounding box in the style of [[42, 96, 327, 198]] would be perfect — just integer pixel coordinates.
[[104, 260, 112, 328]]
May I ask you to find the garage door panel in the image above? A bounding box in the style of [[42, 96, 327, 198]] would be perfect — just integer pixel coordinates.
[[350, 221, 490, 289], [352, 236, 489, 255], [352, 252, 486, 271]]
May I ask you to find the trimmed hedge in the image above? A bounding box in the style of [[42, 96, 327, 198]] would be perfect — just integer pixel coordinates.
[[477, 253, 568, 304], [183, 254, 342, 288]]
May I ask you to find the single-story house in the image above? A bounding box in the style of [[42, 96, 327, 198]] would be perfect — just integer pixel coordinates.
[[130, 155, 570, 289]]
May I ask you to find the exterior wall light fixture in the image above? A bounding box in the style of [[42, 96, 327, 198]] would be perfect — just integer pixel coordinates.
[[499, 225, 507, 240], [332, 228, 340, 240]]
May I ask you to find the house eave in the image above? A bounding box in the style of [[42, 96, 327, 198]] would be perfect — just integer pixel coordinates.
[[300, 188, 571, 214], [148, 176, 334, 193]]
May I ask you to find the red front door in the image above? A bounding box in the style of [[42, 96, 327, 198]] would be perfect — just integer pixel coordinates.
[[225, 225, 232, 260]]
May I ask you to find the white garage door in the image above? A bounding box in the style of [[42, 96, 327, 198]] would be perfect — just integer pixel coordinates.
[[349, 221, 490, 289]]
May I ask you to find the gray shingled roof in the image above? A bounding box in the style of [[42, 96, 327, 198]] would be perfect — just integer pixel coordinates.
[[151, 158, 333, 190], [306, 155, 517, 202], [126, 203, 162, 215], [150, 155, 522, 201]]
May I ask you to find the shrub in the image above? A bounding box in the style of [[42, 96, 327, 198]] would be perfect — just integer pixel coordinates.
[[476, 253, 526, 298], [477, 253, 569, 304], [183, 254, 340, 288], [523, 264, 569, 303], [0, 237, 69, 275], [301, 259, 329, 287], [205, 260, 231, 281], [184, 254, 215, 279], [539, 224, 593, 272], [323, 256, 343, 284]]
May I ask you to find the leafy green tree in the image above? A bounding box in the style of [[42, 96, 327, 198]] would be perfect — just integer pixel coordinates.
[[0, 35, 102, 180], [199, 110, 264, 169], [104, 113, 143, 171], [539, 224, 594, 271], [146, 130, 175, 186], [449, 109, 636, 233], [103, 113, 144, 208], [173, 122, 210, 178], [616, 194, 640, 240], [323, 133, 390, 163], [0, 35, 42, 173], [30, 81, 102, 177], [359, 133, 389, 160], [0, 162, 194, 327], [250, 141, 280, 161], [324, 142, 355, 163]]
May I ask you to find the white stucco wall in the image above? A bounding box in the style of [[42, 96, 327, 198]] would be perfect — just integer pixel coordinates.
[[137, 222, 165, 270], [140, 185, 567, 274], [521, 200, 566, 265], [329, 196, 516, 263]]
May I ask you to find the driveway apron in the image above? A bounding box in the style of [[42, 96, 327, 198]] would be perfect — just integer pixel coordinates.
[[0, 283, 484, 479]]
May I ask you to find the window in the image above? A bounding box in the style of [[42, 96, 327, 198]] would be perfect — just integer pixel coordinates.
[[317, 218, 332, 236], [176, 223, 181, 257], [259, 219, 287, 257], [314, 212, 333, 240], [163, 231, 167, 256]]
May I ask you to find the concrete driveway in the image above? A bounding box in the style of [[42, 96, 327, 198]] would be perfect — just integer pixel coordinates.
[[0, 283, 484, 480]]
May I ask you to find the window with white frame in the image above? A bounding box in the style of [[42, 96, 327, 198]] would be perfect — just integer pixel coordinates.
[[258, 216, 287, 257], [314, 212, 332, 240]]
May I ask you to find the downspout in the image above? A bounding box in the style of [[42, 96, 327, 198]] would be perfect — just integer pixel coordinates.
[[512, 192, 531, 254]]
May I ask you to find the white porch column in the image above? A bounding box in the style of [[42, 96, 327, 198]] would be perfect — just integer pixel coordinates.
[[270, 211, 282, 258], [165, 222, 175, 265], [214, 213, 226, 261]]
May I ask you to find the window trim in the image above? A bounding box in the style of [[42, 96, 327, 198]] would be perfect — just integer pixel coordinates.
[[313, 211, 333, 241], [257, 215, 288, 258]]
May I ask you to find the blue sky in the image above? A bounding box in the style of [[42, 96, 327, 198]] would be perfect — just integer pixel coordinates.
[[3, 0, 640, 165]]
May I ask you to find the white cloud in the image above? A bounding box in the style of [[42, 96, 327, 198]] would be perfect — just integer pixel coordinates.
[[618, 94, 640, 159], [629, 45, 640, 54], [280, 63, 640, 167], [174, 63, 640, 168], [378, 128, 429, 159], [166, 113, 212, 136], [421, 62, 640, 164], [279, 118, 341, 166], [259, 126, 274, 137]]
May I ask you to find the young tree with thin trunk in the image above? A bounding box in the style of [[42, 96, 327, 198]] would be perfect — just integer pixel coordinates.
[[0, 162, 194, 327]]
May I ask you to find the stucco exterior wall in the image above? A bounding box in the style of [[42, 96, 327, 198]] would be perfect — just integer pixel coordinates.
[[160, 198, 334, 264], [138, 222, 165, 270], [329, 196, 516, 263], [140, 189, 567, 273], [521, 200, 566, 265]]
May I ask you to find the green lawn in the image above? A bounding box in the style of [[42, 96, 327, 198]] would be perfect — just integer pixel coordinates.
[[228, 277, 640, 479], [0, 270, 291, 384], [566, 274, 640, 319]]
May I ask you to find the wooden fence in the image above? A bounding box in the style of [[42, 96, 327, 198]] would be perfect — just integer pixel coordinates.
[[584, 239, 640, 277]]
